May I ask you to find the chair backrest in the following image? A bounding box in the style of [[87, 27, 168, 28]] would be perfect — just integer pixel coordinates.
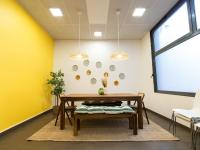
[[192, 91, 200, 115], [138, 92, 145, 102], [59, 95, 70, 106]]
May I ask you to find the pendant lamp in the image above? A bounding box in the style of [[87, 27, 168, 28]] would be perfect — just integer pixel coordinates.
[[69, 11, 88, 60], [111, 10, 128, 60]]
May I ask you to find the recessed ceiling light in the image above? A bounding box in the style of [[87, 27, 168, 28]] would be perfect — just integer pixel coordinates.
[[49, 8, 63, 17], [132, 8, 146, 17], [94, 32, 102, 37]]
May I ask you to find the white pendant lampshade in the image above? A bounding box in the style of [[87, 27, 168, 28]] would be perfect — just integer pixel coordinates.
[[69, 11, 88, 60], [111, 51, 128, 60], [69, 52, 88, 60], [111, 10, 128, 61]]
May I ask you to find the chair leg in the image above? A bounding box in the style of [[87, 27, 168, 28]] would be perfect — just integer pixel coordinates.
[[169, 111, 174, 131], [174, 116, 177, 135], [73, 116, 78, 136], [172, 113, 176, 135], [192, 126, 196, 150], [192, 128, 195, 149], [66, 111, 72, 126], [142, 102, 150, 124], [55, 105, 61, 126], [193, 127, 199, 150], [191, 121, 194, 149]]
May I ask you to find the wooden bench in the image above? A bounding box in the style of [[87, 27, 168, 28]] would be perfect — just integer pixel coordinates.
[[73, 107, 137, 136]]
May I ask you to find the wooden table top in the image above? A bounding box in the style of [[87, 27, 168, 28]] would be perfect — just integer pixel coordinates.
[[60, 93, 140, 98]]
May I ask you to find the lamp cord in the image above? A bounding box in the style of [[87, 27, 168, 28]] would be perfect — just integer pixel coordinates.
[[78, 13, 80, 50], [117, 13, 119, 50]]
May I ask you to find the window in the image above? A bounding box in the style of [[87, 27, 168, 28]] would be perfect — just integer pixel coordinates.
[[194, 0, 200, 29], [155, 34, 200, 93], [153, 2, 190, 51], [151, 0, 200, 96]]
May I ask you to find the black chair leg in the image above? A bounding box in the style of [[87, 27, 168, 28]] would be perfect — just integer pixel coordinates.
[[169, 111, 174, 131], [193, 128, 199, 150], [143, 103, 150, 124], [66, 111, 72, 126], [55, 105, 61, 126]]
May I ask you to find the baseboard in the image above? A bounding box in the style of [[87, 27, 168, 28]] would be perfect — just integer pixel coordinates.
[[0, 108, 52, 136], [146, 108, 190, 131]]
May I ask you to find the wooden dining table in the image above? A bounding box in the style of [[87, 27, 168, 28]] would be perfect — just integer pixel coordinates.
[[59, 93, 143, 130]]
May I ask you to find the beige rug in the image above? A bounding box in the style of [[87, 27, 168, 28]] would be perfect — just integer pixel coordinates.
[[28, 118, 179, 141]]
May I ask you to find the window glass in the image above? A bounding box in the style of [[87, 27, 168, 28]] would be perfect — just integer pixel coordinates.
[[153, 2, 190, 51], [194, 0, 200, 29], [155, 34, 200, 93]]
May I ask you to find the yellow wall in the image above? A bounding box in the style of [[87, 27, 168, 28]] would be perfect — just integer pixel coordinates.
[[0, 0, 54, 132]]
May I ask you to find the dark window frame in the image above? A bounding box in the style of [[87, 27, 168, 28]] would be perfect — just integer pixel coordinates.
[[192, 0, 200, 32], [150, 0, 200, 97]]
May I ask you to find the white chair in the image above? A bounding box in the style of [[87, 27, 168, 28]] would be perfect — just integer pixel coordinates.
[[169, 91, 200, 135]]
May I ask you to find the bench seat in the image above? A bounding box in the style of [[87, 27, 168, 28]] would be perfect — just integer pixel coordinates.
[[73, 105, 137, 136], [75, 105, 134, 114]]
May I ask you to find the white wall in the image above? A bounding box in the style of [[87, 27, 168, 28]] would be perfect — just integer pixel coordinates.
[[140, 32, 194, 126], [53, 40, 143, 95], [53, 37, 194, 127]]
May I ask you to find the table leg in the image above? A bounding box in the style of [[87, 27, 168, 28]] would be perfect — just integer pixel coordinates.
[[137, 97, 143, 129], [60, 101, 65, 130]]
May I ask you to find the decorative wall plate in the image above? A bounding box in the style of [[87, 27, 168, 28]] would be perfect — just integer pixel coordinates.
[[96, 61, 102, 68], [109, 65, 116, 71], [114, 80, 119, 86], [75, 75, 80, 80], [119, 73, 125, 80], [72, 65, 78, 71], [90, 78, 97, 84], [86, 69, 91, 75], [83, 59, 90, 66]]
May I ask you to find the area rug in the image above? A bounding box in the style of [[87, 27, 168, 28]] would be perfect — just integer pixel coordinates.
[[28, 118, 179, 141]]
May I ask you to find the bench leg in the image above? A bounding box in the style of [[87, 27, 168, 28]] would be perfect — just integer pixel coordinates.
[[129, 117, 133, 129], [133, 114, 138, 135], [77, 119, 80, 131], [73, 116, 78, 136]]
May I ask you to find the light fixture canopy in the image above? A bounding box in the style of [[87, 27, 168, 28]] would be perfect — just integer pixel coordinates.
[[111, 10, 128, 60], [69, 11, 88, 60], [49, 8, 63, 17]]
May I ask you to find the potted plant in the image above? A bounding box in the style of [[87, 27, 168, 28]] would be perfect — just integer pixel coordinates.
[[47, 70, 65, 114]]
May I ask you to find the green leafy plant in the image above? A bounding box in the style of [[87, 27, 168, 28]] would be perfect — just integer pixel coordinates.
[[47, 70, 65, 106]]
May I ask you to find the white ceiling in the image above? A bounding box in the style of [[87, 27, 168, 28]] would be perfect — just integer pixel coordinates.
[[17, 0, 178, 40]]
